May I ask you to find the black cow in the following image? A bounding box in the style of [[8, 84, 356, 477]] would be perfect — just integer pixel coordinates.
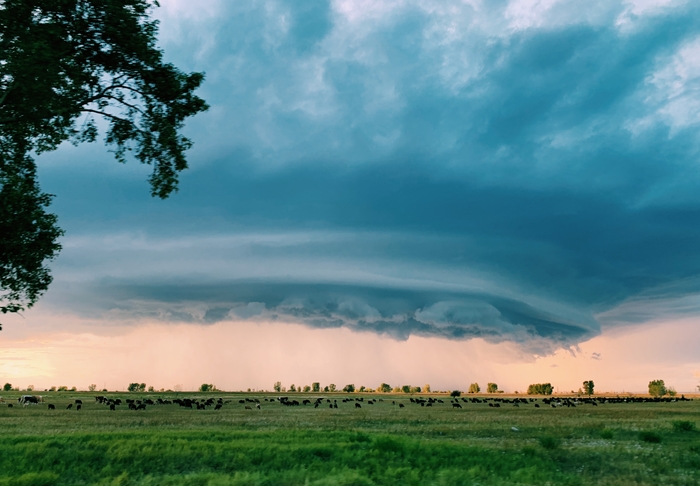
[[66, 404, 73, 409], [355, 403, 361, 408], [76, 404, 82, 411], [48, 404, 55, 410], [452, 403, 462, 409]]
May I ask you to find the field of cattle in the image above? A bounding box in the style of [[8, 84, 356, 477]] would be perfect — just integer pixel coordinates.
[[0, 391, 698, 485]]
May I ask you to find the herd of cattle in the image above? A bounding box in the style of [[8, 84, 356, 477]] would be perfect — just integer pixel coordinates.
[[0, 393, 691, 412]]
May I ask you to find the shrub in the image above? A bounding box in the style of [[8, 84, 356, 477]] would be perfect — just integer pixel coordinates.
[[3, 383, 12, 391], [672, 421, 696, 432], [450, 390, 461, 397], [639, 431, 662, 443], [538, 436, 561, 450]]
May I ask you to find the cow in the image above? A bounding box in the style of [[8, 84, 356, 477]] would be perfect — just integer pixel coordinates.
[[66, 403, 73, 409], [75, 399, 82, 405], [452, 403, 462, 409], [47, 404, 55, 410], [110, 404, 116, 411], [19, 395, 42, 405], [355, 403, 361, 409], [76, 404, 82, 411]]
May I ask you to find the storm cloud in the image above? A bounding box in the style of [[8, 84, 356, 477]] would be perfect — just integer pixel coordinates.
[[34, 0, 700, 349]]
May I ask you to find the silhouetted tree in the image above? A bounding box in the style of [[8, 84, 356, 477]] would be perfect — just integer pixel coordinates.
[[468, 383, 480, 394], [343, 384, 355, 393], [273, 381, 282, 393], [312, 382, 320, 392], [0, 0, 208, 323], [379, 383, 392, 393], [582, 380, 594, 396], [487, 382, 498, 393]]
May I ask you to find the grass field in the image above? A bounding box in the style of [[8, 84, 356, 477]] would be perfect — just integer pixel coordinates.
[[0, 392, 698, 485]]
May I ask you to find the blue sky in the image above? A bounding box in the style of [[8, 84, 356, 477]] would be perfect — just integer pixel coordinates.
[[4, 0, 700, 391]]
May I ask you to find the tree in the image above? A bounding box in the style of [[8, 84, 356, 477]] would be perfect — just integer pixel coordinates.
[[401, 385, 411, 394], [582, 380, 594, 396], [468, 383, 480, 394], [527, 383, 553, 395], [273, 381, 282, 393], [303, 385, 311, 393], [648, 380, 667, 397], [487, 382, 498, 393], [424, 384, 431, 393], [450, 390, 461, 397], [0, 0, 208, 323], [410, 386, 421, 393], [128, 382, 146, 392], [343, 384, 355, 393], [379, 383, 392, 393], [289, 384, 296, 392], [328, 384, 337, 392], [3, 382, 11, 391], [359, 386, 366, 392], [199, 383, 214, 392], [88, 384, 96, 392], [312, 382, 320, 392]]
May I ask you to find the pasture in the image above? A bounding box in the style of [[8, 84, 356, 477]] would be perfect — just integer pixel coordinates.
[[0, 392, 698, 485]]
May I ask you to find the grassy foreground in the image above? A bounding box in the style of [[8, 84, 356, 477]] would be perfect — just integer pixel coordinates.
[[0, 392, 698, 485]]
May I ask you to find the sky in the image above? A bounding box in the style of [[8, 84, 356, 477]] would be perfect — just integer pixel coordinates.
[[2, 0, 700, 393]]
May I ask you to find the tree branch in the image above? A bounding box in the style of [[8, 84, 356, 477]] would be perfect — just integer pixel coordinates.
[[81, 109, 148, 135]]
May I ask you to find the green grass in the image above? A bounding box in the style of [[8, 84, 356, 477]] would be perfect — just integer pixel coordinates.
[[0, 392, 698, 485]]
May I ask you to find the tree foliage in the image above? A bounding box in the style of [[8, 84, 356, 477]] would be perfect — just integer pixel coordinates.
[[342, 384, 355, 393], [582, 380, 594, 395], [378, 383, 392, 393], [127, 382, 146, 392], [468, 383, 480, 394], [487, 382, 498, 393], [648, 379, 667, 397], [526, 383, 553, 395], [0, 0, 208, 320]]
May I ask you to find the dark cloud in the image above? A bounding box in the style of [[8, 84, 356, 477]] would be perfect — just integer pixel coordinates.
[[47, 280, 598, 348], [32, 1, 700, 347]]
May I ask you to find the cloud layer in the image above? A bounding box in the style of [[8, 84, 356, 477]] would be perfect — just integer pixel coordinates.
[[32, 0, 700, 349]]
